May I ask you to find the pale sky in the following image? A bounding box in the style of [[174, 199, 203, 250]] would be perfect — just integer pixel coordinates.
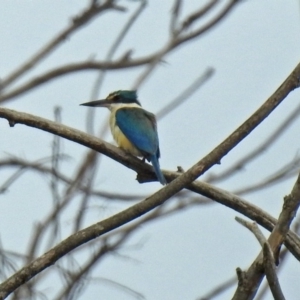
[[1, 1, 300, 299]]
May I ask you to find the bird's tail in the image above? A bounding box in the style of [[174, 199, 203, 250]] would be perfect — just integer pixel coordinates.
[[150, 155, 167, 185]]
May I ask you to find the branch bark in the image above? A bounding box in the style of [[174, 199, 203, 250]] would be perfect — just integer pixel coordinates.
[[0, 62, 299, 298], [232, 172, 300, 299]]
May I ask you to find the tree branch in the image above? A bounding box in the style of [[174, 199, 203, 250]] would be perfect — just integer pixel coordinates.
[[0, 62, 299, 298], [232, 172, 300, 299], [263, 243, 286, 300], [0, 0, 125, 91]]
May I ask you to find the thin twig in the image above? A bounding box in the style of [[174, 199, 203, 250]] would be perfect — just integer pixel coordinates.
[[132, 0, 238, 89], [198, 276, 236, 300], [181, 0, 219, 30], [234, 156, 300, 195], [156, 67, 215, 120], [235, 217, 267, 247], [47, 106, 63, 250], [0, 0, 125, 90], [170, 0, 182, 36], [0, 1, 236, 103], [87, 0, 146, 134], [0, 157, 142, 200], [0, 168, 28, 194], [207, 103, 300, 183], [172, 0, 240, 48]]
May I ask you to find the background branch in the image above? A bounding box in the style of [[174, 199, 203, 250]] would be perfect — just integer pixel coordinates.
[[0, 2, 299, 299]]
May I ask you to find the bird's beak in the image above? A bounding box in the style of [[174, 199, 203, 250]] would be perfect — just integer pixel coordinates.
[[80, 99, 110, 107]]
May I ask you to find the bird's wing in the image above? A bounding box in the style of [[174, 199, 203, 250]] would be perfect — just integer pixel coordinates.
[[115, 107, 159, 156]]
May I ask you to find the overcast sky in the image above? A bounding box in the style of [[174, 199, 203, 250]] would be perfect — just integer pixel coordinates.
[[1, 1, 300, 299]]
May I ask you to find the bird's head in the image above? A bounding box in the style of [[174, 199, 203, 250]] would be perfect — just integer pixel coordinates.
[[80, 90, 141, 109]]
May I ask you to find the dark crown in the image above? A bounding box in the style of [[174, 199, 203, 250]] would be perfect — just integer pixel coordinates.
[[106, 90, 141, 106]]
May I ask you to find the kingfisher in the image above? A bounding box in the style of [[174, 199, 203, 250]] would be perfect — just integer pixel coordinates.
[[80, 90, 167, 185]]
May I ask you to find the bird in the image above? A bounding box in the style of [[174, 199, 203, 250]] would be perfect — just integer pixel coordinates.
[[80, 90, 167, 185]]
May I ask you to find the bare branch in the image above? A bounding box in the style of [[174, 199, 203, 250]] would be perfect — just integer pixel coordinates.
[[170, 0, 182, 36], [232, 172, 300, 299], [0, 61, 299, 185], [0, 0, 125, 90], [207, 103, 300, 183], [234, 156, 300, 195], [156, 67, 215, 120], [54, 231, 134, 300], [0, 157, 142, 200], [91, 0, 147, 98], [235, 217, 267, 247], [187, 180, 300, 262], [0, 59, 156, 103], [256, 245, 290, 299], [198, 275, 236, 300], [87, 0, 147, 134], [0, 1, 238, 103], [181, 0, 219, 30], [263, 243, 286, 300], [172, 0, 240, 48], [0, 61, 299, 298], [0, 168, 28, 194]]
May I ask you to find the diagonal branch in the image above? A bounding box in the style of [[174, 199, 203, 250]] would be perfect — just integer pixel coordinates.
[[0, 0, 125, 91], [187, 180, 300, 261], [263, 243, 286, 300], [235, 217, 267, 247], [0, 62, 299, 298], [173, 0, 240, 48], [0, 59, 154, 103], [0, 0, 238, 103], [207, 103, 300, 183], [232, 172, 300, 300]]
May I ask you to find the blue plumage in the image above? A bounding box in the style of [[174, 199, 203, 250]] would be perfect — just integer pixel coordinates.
[[80, 90, 167, 185], [149, 154, 166, 186], [116, 108, 159, 157], [116, 107, 166, 185]]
